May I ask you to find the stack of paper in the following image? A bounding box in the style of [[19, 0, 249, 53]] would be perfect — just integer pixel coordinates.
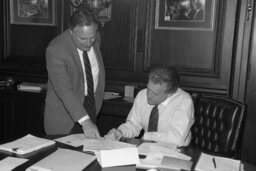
[[82, 139, 139, 168], [95, 147, 139, 168], [195, 153, 241, 171], [26, 148, 96, 171], [0, 134, 55, 155], [55, 134, 85, 147], [83, 138, 136, 153]]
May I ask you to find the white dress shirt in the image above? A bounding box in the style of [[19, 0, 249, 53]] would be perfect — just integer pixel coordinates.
[[77, 47, 99, 124], [118, 88, 195, 146], [77, 48, 99, 95]]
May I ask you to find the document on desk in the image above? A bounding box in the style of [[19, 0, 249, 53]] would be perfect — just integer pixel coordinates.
[[138, 142, 177, 155], [161, 156, 193, 171], [137, 142, 192, 170], [95, 147, 139, 168], [136, 153, 193, 170], [55, 133, 85, 147], [137, 142, 190, 160], [0, 157, 28, 170], [0, 134, 55, 155], [26, 148, 96, 171], [137, 152, 192, 170], [137, 153, 162, 169], [195, 153, 241, 171], [83, 138, 136, 153]]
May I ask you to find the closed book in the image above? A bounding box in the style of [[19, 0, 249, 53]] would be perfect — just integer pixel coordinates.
[[17, 82, 46, 92]]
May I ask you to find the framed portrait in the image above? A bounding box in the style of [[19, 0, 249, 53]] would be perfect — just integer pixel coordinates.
[[10, 0, 56, 26], [155, 0, 216, 31]]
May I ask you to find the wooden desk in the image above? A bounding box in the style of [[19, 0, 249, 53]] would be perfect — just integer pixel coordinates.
[[0, 136, 255, 171]]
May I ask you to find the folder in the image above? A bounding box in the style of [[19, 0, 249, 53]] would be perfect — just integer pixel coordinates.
[[26, 148, 96, 171], [0, 134, 55, 155]]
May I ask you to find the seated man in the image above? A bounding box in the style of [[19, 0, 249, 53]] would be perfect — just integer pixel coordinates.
[[104, 66, 194, 146]]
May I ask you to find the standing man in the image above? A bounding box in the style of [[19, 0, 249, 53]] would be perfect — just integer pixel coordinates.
[[44, 9, 105, 138], [105, 66, 194, 146], [193, 0, 204, 20]]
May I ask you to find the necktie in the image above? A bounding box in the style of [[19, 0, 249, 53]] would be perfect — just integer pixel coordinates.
[[83, 51, 96, 123], [148, 105, 159, 132]]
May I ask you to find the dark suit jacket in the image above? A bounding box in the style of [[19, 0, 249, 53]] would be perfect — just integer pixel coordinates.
[[44, 29, 105, 134]]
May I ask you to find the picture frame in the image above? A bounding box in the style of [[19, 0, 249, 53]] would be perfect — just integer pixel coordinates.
[[155, 0, 216, 31], [10, 0, 56, 26]]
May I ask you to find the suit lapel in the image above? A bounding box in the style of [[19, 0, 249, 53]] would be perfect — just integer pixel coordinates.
[[67, 30, 84, 80], [92, 44, 104, 85]]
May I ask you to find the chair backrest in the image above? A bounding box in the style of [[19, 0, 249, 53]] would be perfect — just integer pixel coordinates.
[[190, 94, 247, 159]]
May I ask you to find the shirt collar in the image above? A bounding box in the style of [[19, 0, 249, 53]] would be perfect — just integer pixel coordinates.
[[161, 88, 180, 106], [77, 47, 93, 56]]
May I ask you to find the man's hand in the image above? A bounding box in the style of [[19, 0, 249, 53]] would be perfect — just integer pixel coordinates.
[[104, 128, 122, 141], [81, 119, 100, 139]]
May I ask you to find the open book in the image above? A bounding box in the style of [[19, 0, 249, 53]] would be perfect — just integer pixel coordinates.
[[0, 134, 55, 155]]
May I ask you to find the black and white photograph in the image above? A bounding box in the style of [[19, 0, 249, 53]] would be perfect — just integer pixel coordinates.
[[10, 0, 56, 25], [155, 0, 215, 30], [1, 0, 256, 170]]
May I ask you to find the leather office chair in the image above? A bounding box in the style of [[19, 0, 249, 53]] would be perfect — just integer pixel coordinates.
[[190, 94, 247, 159]]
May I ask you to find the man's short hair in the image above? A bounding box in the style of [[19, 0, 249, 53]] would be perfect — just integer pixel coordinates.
[[149, 66, 180, 93], [69, 9, 97, 30]]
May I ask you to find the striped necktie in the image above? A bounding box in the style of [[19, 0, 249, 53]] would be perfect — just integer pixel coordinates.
[[83, 51, 96, 123], [148, 105, 159, 132]]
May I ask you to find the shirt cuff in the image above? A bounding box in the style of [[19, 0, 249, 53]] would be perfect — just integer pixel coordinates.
[[142, 132, 152, 141], [78, 115, 90, 125]]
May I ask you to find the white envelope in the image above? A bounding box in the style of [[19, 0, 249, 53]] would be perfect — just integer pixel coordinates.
[[95, 147, 139, 168]]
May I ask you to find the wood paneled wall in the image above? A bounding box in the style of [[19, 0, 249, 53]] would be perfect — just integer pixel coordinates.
[[100, 0, 238, 96], [0, 0, 239, 96], [0, 0, 70, 83]]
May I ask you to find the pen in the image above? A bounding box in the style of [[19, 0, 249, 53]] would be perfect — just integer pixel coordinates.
[[212, 157, 217, 168], [83, 151, 95, 155], [12, 147, 21, 152]]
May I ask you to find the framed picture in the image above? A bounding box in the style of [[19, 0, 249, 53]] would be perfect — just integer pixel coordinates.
[[155, 0, 216, 31], [10, 0, 56, 26]]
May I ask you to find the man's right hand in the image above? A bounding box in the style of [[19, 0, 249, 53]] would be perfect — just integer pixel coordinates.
[[104, 128, 123, 141], [81, 119, 100, 139]]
